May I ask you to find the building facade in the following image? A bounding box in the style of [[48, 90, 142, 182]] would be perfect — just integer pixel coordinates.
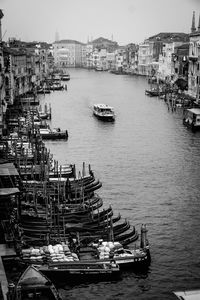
[[53, 40, 86, 68], [188, 11, 200, 100]]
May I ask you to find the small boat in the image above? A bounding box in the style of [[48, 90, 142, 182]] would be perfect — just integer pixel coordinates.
[[39, 128, 68, 140], [93, 104, 115, 121], [183, 108, 200, 132], [19, 97, 39, 105], [38, 261, 121, 285], [145, 88, 165, 97], [95, 66, 103, 71], [37, 88, 51, 94], [173, 289, 200, 299], [49, 81, 64, 91], [7, 265, 62, 300], [61, 73, 70, 81]]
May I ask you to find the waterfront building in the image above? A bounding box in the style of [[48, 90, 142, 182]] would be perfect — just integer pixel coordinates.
[[123, 43, 138, 74], [97, 48, 108, 70], [188, 11, 200, 101], [0, 9, 4, 137], [138, 42, 152, 76], [34, 43, 53, 82], [172, 43, 189, 83], [157, 42, 185, 82], [53, 39, 86, 68], [3, 47, 27, 104], [106, 52, 116, 70], [85, 44, 93, 69], [115, 48, 124, 72], [81, 44, 87, 68], [138, 32, 189, 78], [91, 48, 100, 69], [90, 37, 118, 52]]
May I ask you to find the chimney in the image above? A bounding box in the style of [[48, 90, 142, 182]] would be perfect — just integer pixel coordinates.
[[191, 11, 196, 33], [0, 9, 4, 42]]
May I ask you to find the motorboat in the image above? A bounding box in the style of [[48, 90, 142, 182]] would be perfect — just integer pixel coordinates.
[[183, 108, 200, 132], [93, 104, 115, 121]]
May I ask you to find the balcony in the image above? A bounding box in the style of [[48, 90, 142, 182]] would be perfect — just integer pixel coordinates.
[[189, 54, 198, 62]]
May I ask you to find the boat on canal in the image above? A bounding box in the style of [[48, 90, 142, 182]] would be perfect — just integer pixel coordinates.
[[39, 127, 68, 140], [85, 224, 150, 269], [61, 73, 70, 81], [173, 289, 200, 299], [7, 265, 62, 300], [93, 104, 115, 121], [145, 87, 165, 97], [183, 108, 200, 132], [37, 261, 120, 285]]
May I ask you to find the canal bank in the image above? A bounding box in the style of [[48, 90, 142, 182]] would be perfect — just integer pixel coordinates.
[[38, 69, 200, 299], [1, 68, 200, 299]]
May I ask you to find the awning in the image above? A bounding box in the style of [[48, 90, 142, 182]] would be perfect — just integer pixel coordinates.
[[0, 187, 20, 196], [0, 163, 19, 176], [174, 78, 188, 91]]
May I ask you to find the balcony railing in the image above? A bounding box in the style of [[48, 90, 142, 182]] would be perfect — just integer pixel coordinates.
[[189, 53, 198, 62]]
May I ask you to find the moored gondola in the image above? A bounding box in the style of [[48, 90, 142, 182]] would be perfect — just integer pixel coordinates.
[[7, 265, 62, 300]]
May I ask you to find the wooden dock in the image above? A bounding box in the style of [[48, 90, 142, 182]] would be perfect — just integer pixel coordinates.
[[0, 244, 16, 300]]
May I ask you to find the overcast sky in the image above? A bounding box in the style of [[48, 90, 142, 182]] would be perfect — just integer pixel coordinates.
[[0, 0, 199, 45]]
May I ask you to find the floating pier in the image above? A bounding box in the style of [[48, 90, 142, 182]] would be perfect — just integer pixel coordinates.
[[0, 244, 16, 300]]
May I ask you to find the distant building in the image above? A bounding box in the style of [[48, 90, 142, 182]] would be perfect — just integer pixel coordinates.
[[90, 37, 118, 52], [0, 9, 4, 136], [172, 43, 189, 80], [188, 11, 200, 100], [53, 39, 86, 68], [138, 42, 152, 76], [158, 42, 185, 81], [146, 32, 189, 62], [124, 43, 138, 74]]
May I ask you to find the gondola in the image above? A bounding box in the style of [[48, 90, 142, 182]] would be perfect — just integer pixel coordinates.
[[115, 226, 139, 246], [7, 265, 62, 300], [37, 261, 121, 285]]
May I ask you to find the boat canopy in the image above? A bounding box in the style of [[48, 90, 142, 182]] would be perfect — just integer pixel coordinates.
[[94, 104, 114, 110], [173, 289, 200, 300], [0, 187, 20, 196], [0, 163, 19, 176], [186, 108, 200, 116]]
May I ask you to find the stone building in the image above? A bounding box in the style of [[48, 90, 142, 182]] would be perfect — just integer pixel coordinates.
[[0, 9, 4, 136], [188, 11, 200, 100], [53, 39, 85, 68]]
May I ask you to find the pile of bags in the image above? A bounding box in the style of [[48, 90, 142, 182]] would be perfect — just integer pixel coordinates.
[[95, 241, 123, 260], [21, 242, 79, 264]]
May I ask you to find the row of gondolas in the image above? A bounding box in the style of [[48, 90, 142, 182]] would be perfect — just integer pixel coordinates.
[[0, 108, 150, 300]]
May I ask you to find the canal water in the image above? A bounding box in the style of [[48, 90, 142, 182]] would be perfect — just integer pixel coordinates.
[[39, 69, 200, 300]]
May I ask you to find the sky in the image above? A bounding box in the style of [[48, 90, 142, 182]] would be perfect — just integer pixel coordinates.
[[0, 0, 199, 45]]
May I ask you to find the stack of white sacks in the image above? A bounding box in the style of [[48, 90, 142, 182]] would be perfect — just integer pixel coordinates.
[[95, 241, 123, 260], [21, 243, 79, 263]]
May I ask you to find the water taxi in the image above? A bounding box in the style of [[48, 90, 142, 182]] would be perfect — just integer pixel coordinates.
[[93, 104, 115, 121], [183, 108, 200, 132]]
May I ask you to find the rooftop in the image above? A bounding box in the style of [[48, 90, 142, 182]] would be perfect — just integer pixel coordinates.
[[54, 39, 85, 45]]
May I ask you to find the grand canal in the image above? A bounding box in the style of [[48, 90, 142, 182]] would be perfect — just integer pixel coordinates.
[[39, 69, 200, 299]]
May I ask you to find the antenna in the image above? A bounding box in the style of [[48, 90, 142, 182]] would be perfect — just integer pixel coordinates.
[[2, 30, 7, 40]]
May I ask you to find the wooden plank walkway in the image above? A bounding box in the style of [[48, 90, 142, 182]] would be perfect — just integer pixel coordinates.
[[0, 244, 16, 300]]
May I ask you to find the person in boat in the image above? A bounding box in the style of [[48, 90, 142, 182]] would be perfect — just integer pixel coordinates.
[[68, 233, 75, 250], [110, 260, 117, 268], [109, 249, 114, 260]]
